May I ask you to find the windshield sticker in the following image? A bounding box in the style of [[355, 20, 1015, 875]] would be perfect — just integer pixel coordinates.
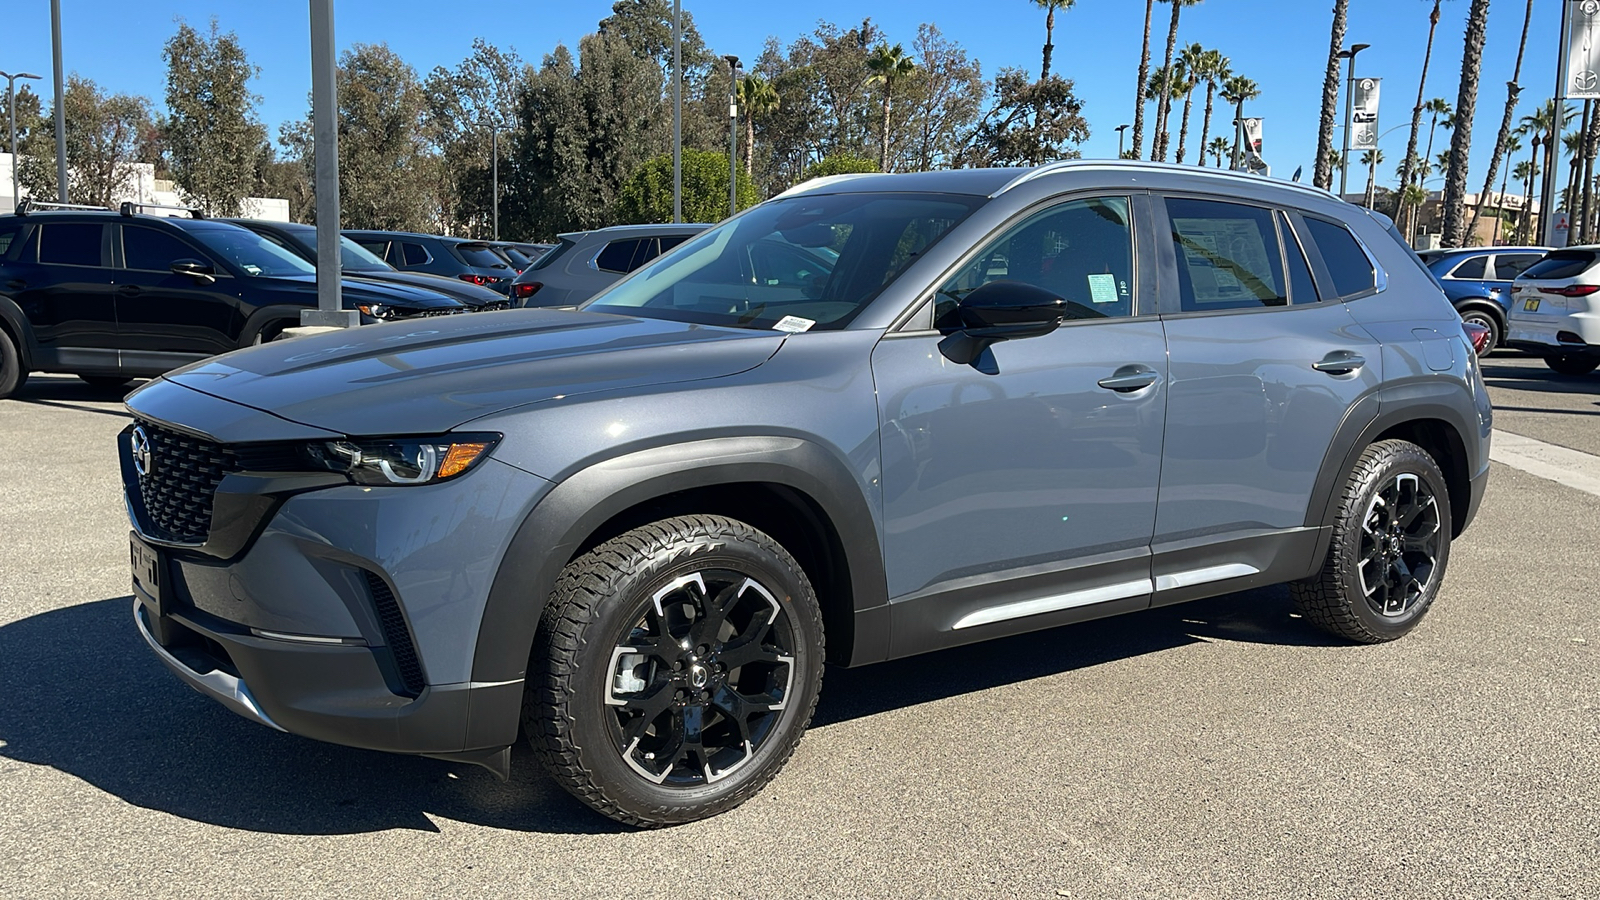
[[1088, 274, 1118, 304], [241, 264, 262, 276], [772, 315, 816, 333]]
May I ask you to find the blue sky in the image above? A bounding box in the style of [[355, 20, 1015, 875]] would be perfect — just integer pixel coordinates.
[[3, 1, 1567, 190]]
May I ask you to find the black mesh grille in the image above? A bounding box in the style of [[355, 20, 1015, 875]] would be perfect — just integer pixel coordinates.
[[363, 570, 425, 696], [135, 422, 238, 544]]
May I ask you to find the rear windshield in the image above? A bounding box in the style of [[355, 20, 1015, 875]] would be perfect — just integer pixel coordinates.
[[452, 242, 512, 270], [1521, 250, 1597, 281], [527, 238, 575, 272]]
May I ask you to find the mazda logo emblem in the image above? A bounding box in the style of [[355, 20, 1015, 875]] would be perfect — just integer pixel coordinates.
[[131, 426, 154, 477], [689, 665, 708, 689]]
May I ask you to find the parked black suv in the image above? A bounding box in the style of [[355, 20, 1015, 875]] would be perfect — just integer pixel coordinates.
[[0, 203, 468, 398], [344, 230, 516, 295], [225, 219, 511, 310]]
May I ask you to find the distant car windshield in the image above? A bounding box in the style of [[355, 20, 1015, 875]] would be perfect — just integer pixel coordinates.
[[190, 227, 317, 277], [497, 246, 533, 268], [584, 193, 982, 331], [337, 236, 391, 272], [454, 242, 511, 270], [1520, 250, 1596, 281]]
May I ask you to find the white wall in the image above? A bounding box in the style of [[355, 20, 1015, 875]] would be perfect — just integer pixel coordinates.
[[0, 153, 289, 220]]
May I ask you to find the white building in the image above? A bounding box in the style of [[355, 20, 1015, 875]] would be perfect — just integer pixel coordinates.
[[0, 152, 288, 220]]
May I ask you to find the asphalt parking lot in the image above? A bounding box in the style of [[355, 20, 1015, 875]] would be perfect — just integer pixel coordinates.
[[2, 354, 1597, 899]]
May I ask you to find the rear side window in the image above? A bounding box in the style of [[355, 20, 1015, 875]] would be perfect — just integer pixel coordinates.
[[1166, 198, 1287, 311], [1520, 250, 1596, 280], [401, 242, 431, 266], [594, 238, 644, 273], [38, 223, 104, 267], [123, 226, 199, 271], [1303, 217, 1377, 298], [1447, 255, 1488, 279], [0, 224, 19, 256], [1494, 253, 1544, 279], [659, 234, 691, 253]]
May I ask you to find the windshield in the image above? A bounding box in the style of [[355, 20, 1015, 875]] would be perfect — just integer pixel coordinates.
[[584, 193, 981, 331], [496, 246, 533, 268], [339, 236, 391, 272], [190, 228, 317, 277], [453, 242, 512, 270]]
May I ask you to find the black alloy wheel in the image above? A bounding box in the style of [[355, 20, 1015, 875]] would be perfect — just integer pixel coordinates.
[[1355, 472, 1443, 619]]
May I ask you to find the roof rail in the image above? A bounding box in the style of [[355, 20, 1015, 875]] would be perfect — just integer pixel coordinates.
[[990, 159, 1339, 203], [14, 199, 111, 216], [119, 201, 205, 219]]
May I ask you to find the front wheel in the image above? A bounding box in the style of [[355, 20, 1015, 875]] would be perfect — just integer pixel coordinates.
[[528, 515, 825, 827], [1291, 440, 1452, 643], [1545, 354, 1600, 376]]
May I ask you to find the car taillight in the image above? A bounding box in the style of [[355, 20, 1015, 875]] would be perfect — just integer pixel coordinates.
[[512, 282, 543, 300], [1549, 284, 1600, 297], [458, 274, 499, 286], [1462, 321, 1491, 355], [1511, 285, 1522, 293]]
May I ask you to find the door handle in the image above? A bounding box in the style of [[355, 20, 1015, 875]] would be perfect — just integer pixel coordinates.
[[1312, 351, 1366, 375], [4, 279, 24, 291], [117, 284, 143, 296], [1097, 366, 1161, 393]]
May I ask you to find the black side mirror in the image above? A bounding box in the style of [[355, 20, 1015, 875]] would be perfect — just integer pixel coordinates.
[[937, 280, 1066, 365], [170, 259, 217, 284]]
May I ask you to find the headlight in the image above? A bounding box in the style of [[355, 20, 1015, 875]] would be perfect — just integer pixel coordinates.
[[356, 303, 397, 319], [304, 434, 501, 485]]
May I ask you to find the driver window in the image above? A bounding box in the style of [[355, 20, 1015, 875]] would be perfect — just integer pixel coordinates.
[[935, 196, 1134, 327]]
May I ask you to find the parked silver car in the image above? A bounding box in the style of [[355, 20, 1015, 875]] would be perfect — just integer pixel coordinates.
[[510, 223, 709, 307]]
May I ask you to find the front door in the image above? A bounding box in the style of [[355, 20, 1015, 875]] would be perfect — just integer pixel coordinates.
[[872, 195, 1167, 656], [113, 224, 241, 364]]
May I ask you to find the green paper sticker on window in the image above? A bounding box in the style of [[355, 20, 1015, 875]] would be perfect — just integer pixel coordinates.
[[1088, 273, 1118, 304]]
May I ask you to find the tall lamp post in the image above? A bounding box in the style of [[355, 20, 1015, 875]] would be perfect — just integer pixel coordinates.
[[1115, 124, 1130, 158], [50, 0, 67, 201], [1337, 42, 1370, 199], [671, 0, 682, 223], [490, 122, 504, 240], [0, 71, 42, 211], [725, 55, 740, 219]]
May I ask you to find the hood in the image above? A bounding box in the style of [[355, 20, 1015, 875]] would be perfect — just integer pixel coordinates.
[[160, 309, 785, 435], [347, 269, 505, 306], [268, 274, 466, 310]]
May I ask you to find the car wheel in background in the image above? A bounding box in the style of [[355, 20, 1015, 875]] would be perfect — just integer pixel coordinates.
[[1544, 354, 1600, 376], [527, 514, 825, 828], [1458, 309, 1501, 356], [0, 328, 26, 399], [1290, 440, 1452, 644]]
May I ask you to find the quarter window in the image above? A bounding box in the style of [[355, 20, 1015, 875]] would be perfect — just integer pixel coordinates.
[[937, 196, 1135, 324], [402, 242, 431, 266], [1447, 255, 1488, 280], [123, 226, 199, 272], [1303, 217, 1378, 298], [37, 223, 104, 267], [1166, 198, 1286, 311], [595, 239, 645, 273]]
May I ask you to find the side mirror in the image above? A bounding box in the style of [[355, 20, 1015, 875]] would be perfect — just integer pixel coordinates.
[[170, 259, 217, 284], [937, 280, 1066, 365]]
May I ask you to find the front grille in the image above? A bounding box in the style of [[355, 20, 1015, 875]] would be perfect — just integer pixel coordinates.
[[408, 308, 466, 318], [135, 422, 238, 544], [476, 301, 512, 312], [363, 570, 425, 696]]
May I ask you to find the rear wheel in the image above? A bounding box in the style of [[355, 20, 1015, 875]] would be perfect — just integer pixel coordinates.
[[0, 328, 25, 399], [78, 375, 134, 391], [251, 320, 292, 346], [1544, 354, 1600, 376], [528, 515, 824, 828], [1291, 440, 1452, 643], [1458, 309, 1500, 356]]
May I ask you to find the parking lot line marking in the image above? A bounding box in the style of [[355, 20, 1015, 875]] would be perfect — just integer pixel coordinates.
[[1490, 430, 1600, 498]]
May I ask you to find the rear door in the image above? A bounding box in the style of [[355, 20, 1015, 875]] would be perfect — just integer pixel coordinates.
[[1150, 197, 1383, 597], [4, 220, 121, 366]]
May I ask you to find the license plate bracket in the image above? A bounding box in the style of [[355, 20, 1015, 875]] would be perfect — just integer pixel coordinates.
[[1524, 298, 1541, 312], [130, 532, 167, 617]]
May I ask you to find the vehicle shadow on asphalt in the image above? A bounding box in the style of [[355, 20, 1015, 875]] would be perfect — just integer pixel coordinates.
[[0, 588, 1330, 836], [5, 375, 142, 418]]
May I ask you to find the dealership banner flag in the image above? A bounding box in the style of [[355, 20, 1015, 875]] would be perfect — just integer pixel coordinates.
[[1351, 78, 1381, 149], [1242, 118, 1267, 171], [1569, 0, 1600, 99]]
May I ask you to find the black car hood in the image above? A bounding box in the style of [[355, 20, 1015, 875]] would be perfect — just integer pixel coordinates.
[[157, 309, 784, 435], [269, 274, 464, 310], [344, 270, 504, 306]]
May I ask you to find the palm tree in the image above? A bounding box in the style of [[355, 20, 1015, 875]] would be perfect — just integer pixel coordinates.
[[1152, 0, 1202, 162], [1033, 0, 1076, 80], [1194, 49, 1231, 166], [1520, 99, 1575, 237], [1398, 1, 1447, 194], [736, 75, 780, 178], [1442, 0, 1490, 247], [1564, 116, 1588, 216], [1361, 149, 1385, 208], [1174, 43, 1207, 164], [866, 43, 916, 172], [1399, 183, 1429, 239], [1314, 0, 1350, 189], [1207, 136, 1230, 167], [1514, 157, 1540, 244], [1221, 75, 1259, 170], [1131, 0, 1156, 159], [1491, 133, 1523, 245], [1421, 99, 1453, 178]]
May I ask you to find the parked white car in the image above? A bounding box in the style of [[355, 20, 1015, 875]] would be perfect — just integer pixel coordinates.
[[1507, 247, 1600, 375]]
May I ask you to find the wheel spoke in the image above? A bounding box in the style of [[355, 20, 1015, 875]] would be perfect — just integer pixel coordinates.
[[716, 636, 783, 670], [617, 680, 676, 742], [688, 582, 741, 649]]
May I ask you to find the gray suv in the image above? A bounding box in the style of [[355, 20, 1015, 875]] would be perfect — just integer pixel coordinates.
[[120, 162, 1490, 828], [509, 222, 709, 307]]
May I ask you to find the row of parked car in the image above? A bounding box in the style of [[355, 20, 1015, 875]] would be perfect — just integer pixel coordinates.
[[1419, 244, 1600, 374], [0, 200, 711, 398]]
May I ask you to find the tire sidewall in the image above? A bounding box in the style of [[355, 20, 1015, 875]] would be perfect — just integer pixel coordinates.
[[557, 528, 823, 820], [0, 328, 22, 398], [1335, 443, 1453, 639]]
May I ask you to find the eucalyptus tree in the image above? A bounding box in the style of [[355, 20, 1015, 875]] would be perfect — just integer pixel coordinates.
[[17, 76, 155, 207], [1314, 0, 1349, 190], [162, 20, 266, 216]]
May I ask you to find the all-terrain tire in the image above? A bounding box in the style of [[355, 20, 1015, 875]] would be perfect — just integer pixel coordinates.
[[1290, 440, 1453, 643], [527, 514, 825, 828]]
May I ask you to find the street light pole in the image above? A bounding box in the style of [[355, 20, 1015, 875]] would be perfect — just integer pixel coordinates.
[[1542, 0, 1575, 246], [671, 0, 682, 223], [725, 55, 740, 219], [1338, 43, 1370, 200], [304, 0, 354, 330], [491, 125, 499, 240], [1115, 124, 1130, 158], [0, 71, 42, 211], [50, 0, 67, 201]]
